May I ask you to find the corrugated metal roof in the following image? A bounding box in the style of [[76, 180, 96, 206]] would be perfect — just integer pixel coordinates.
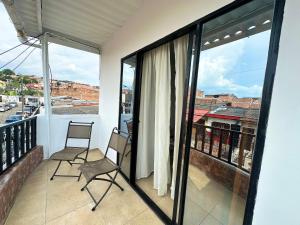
[[3, 0, 274, 53], [3, 0, 143, 53]]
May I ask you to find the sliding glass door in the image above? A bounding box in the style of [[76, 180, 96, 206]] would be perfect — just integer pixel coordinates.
[[181, 0, 276, 225], [119, 55, 137, 179], [118, 0, 283, 224]]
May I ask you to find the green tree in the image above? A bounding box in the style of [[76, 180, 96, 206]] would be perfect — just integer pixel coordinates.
[[1, 69, 15, 75]]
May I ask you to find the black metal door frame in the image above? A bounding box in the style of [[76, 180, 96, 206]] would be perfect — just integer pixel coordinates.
[[117, 0, 286, 224]]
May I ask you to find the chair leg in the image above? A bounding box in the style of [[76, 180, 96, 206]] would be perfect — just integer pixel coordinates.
[[77, 172, 82, 182], [50, 160, 62, 181], [81, 180, 92, 191], [106, 174, 124, 191], [91, 183, 113, 211], [78, 150, 89, 182]]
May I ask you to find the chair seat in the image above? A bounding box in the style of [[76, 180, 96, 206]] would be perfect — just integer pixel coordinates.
[[50, 147, 87, 161], [79, 158, 118, 182]]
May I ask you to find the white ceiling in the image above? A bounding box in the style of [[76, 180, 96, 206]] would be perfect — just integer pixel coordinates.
[[3, 0, 144, 53]]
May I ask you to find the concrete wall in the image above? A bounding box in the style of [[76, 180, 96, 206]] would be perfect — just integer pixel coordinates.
[[37, 114, 100, 158], [252, 0, 300, 224], [0, 146, 43, 225]]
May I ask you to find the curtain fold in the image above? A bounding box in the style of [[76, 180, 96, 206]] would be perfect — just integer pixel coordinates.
[[136, 35, 189, 198], [153, 44, 171, 196], [171, 35, 189, 199], [136, 51, 156, 179]]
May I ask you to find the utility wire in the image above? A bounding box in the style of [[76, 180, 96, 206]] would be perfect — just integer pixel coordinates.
[[12, 47, 37, 71], [0, 34, 42, 56], [0, 39, 39, 70]]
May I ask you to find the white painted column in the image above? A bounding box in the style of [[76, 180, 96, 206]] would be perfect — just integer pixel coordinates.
[[41, 33, 52, 158], [252, 0, 300, 224]]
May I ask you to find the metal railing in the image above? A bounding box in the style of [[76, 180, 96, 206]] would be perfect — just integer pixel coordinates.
[[0, 116, 37, 175], [191, 123, 256, 173]]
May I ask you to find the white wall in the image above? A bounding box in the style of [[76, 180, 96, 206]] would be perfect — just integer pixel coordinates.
[[37, 114, 100, 158], [99, 0, 232, 153], [252, 0, 300, 224]]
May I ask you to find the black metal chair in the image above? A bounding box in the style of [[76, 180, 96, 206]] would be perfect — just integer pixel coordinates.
[[125, 119, 132, 157], [49, 121, 94, 181], [79, 127, 129, 211]]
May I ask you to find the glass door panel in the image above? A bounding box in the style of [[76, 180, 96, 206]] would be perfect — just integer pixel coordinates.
[[183, 0, 276, 224], [119, 55, 136, 179]]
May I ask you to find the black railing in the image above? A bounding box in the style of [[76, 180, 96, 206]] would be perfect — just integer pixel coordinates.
[[0, 116, 37, 175], [191, 123, 256, 173]]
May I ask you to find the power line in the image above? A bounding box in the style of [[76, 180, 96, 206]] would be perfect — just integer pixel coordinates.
[[0, 39, 39, 70], [12, 47, 37, 71], [0, 34, 42, 56]]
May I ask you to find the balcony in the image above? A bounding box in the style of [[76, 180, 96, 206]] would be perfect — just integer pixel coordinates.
[[0, 121, 162, 225], [1, 119, 250, 225]]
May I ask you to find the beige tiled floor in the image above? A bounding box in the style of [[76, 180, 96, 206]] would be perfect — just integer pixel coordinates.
[[5, 149, 163, 225], [136, 164, 246, 225]]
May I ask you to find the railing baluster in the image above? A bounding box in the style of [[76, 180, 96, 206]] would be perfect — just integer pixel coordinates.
[[209, 127, 214, 155], [194, 126, 198, 149], [6, 127, 12, 166], [20, 123, 25, 155], [0, 129, 3, 173], [218, 129, 223, 159], [32, 118, 37, 147], [228, 130, 234, 164], [238, 133, 246, 168], [201, 126, 205, 152], [0, 117, 38, 175], [13, 125, 19, 160], [25, 121, 30, 152]]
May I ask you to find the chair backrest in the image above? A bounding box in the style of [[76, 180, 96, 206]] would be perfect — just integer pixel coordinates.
[[125, 120, 133, 136], [106, 128, 129, 156], [65, 121, 94, 147]]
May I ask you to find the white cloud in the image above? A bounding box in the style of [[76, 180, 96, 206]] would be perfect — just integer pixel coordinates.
[[0, 3, 99, 86], [198, 39, 263, 97]]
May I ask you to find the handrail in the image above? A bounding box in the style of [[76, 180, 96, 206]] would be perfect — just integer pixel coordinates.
[[191, 123, 256, 173], [0, 116, 37, 129], [192, 123, 256, 137], [0, 117, 37, 175]]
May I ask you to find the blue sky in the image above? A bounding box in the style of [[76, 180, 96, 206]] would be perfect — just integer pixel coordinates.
[[1, 1, 270, 95], [197, 30, 271, 98], [0, 3, 99, 86]]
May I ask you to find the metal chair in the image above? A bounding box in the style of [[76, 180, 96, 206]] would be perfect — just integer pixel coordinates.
[[49, 121, 94, 181], [125, 119, 132, 157], [79, 127, 129, 211]]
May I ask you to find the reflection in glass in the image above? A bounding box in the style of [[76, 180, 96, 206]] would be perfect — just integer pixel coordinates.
[[183, 0, 275, 224], [119, 55, 136, 179]]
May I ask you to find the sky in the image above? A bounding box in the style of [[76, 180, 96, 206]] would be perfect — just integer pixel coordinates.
[[0, 3, 99, 86], [1, 1, 270, 96], [122, 29, 271, 98], [198, 30, 271, 98]]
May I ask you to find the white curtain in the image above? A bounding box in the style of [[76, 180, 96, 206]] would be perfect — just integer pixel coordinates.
[[153, 44, 171, 196], [136, 36, 188, 198], [136, 51, 156, 179], [171, 35, 189, 199]]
